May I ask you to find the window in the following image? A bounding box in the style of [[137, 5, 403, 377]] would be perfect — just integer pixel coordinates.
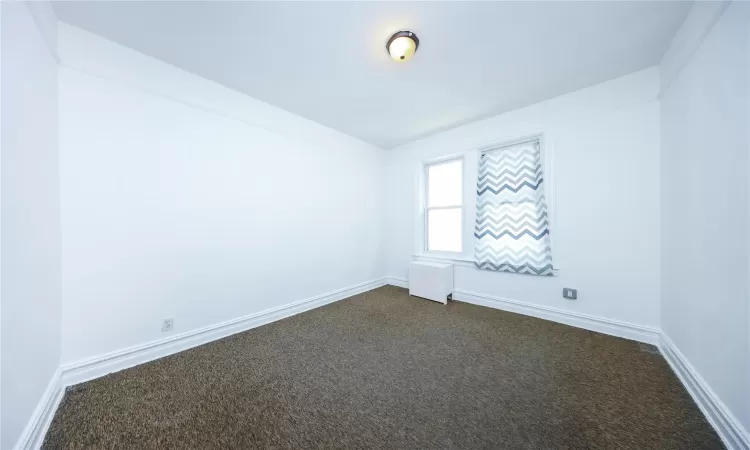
[[425, 158, 463, 253], [474, 138, 553, 276]]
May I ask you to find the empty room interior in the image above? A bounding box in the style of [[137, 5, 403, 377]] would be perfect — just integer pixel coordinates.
[[2, 0, 750, 448]]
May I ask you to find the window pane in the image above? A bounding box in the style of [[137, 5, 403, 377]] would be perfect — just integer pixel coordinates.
[[427, 208, 462, 252], [427, 160, 462, 207]]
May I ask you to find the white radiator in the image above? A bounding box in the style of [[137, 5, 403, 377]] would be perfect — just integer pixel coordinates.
[[408, 261, 454, 304]]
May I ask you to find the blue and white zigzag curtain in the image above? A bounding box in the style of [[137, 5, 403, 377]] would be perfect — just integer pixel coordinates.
[[474, 139, 553, 276]]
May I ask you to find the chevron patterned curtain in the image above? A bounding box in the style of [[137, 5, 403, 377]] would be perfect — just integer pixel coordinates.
[[474, 139, 553, 276]]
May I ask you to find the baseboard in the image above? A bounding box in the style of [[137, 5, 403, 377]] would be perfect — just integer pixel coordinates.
[[14, 368, 65, 450], [659, 333, 750, 450], [453, 289, 660, 345], [384, 280, 658, 345], [60, 278, 386, 387], [11, 278, 387, 449], [391, 283, 744, 448], [22, 278, 743, 450], [384, 276, 408, 288]]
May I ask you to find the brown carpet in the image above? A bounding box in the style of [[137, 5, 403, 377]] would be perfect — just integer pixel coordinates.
[[43, 286, 723, 449]]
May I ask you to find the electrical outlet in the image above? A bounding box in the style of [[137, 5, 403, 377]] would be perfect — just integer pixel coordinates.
[[563, 288, 578, 300], [161, 318, 174, 332]]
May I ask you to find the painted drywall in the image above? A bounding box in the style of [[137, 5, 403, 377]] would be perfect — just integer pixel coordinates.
[[1, 3, 61, 448], [660, 1, 750, 432], [56, 24, 385, 364], [56, 23, 374, 159], [659, 1, 730, 94], [384, 68, 662, 329]]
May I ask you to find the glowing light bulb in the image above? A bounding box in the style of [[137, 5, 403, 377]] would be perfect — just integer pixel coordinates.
[[387, 31, 419, 63]]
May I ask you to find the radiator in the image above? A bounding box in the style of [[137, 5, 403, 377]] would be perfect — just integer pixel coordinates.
[[408, 261, 454, 304]]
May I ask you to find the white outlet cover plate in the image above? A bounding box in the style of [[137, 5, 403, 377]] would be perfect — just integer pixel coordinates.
[[162, 318, 174, 331]]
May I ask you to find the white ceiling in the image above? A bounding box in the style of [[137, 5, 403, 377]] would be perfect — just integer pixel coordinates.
[[53, 1, 691, 148]]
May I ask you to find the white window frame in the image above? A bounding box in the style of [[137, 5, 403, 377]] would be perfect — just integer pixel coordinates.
[[413, 133, 555, 271], [423, 156, 464, 255]]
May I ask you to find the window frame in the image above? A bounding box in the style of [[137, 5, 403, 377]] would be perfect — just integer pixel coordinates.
[[423, 156, 464, 255]]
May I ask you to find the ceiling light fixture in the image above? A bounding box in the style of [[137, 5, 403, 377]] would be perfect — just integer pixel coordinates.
[[386, 31, 419, 62]]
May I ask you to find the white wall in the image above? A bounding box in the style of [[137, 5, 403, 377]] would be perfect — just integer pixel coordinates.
[[1, 3, 61, 448], [660, 1, 750, 433], [56, 24, 385, 364], [384, 68, 662, 330], [2, 5, 745, 446]]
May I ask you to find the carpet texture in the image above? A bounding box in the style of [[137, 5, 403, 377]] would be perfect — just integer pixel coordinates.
[[44, 286, 723, 449]]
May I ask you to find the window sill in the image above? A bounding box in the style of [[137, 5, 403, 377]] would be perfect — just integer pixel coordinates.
[[412, 253, 475, 267], [412, 253, 560, 275]]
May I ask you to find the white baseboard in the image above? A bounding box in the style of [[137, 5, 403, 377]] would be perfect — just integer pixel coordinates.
[[385, 279, 658, 345], [384, 276, 408, 289], [19, 278, 743, 450], [16, 278, 387, 449], [453, 289, 660, 345], [61, 277, 386, 387], [659, 333, 750, 450], [391, 283, 744, 448], [14, 368, 64, 450]]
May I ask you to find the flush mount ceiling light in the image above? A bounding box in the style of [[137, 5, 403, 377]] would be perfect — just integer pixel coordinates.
[[386, 31, 419, 62]]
